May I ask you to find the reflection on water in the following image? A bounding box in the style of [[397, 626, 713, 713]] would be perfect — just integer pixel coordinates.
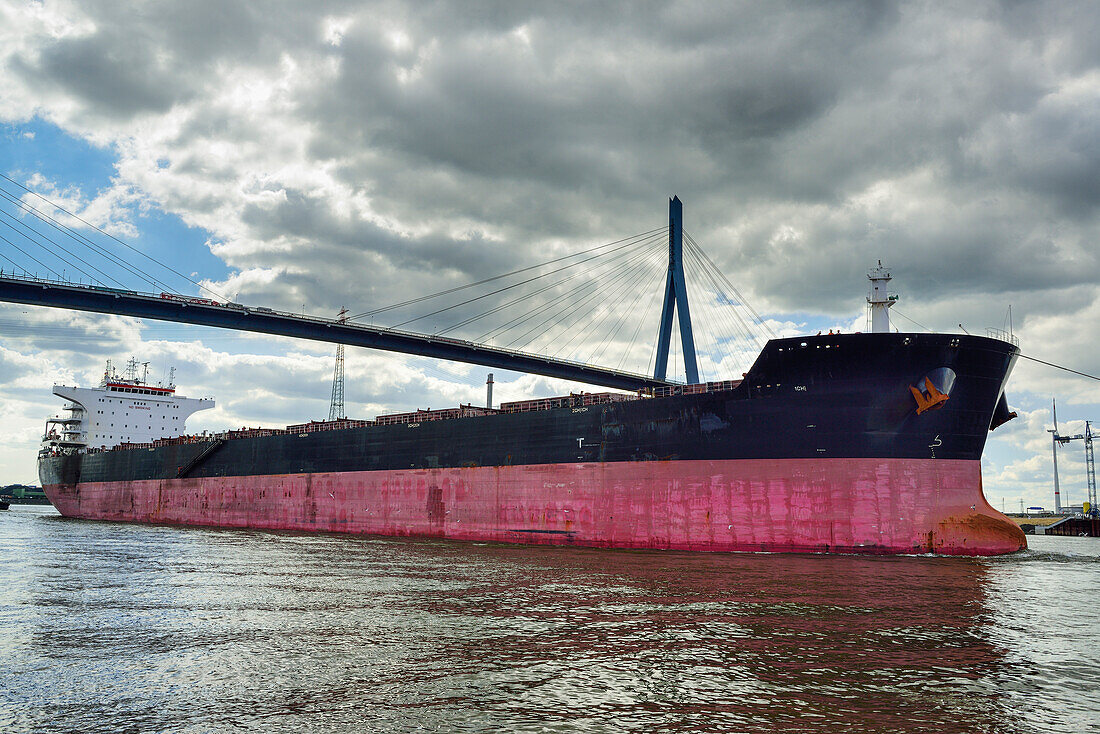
[[1, 505, 1097, 733]]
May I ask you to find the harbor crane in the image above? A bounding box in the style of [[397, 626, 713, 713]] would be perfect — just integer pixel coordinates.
[[1049, 399, 1097, 515]]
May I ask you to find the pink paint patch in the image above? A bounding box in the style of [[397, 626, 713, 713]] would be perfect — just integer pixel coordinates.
[[44, 458, 1026, 556]]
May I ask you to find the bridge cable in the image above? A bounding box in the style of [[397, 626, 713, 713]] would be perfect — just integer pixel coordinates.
[[0, 224, 87, 282], [680, 241, 734, 369], [584, 245, 669, 365], [438, 234, 653, 338], [0, 231, 65, 279], [550, 242, 662, 359], [683, 231, 775, 338], [586, 258, 665, 366], [0, 185, 183, 295], [613, 238, 671, 372], [617, 269, 666, 372], [476, 231, 667, 341], [0, 173, 228, 301], [348, 227, 665, 321], [0, 250, 27, 273], [683, 233, 765, 346], [445, 232, 663, 339], [0, 212, 125, 288], [680, 234, 748, 347], [392, 232, 659, 330], [684, 229, 767, 338], [585, 244, 667, 359], [491, 234, 665, 350], [507, 245, 657, 353], [683, 239, 760, 350], [680, 242, 722, 362], [470, 257, 614, 341], [685, 244, 747, 379], [682, 240, 747, 350], [519, 241, 663, 354], [685, 236, 767, 350]]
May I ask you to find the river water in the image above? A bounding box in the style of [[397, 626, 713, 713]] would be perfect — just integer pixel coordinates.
[[1, 505, 1097, 734]]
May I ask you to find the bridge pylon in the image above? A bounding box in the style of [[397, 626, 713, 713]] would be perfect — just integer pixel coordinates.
[[653, 196, 700, 383]]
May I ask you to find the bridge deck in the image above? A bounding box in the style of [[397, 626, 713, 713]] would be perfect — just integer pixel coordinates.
[[0, 275, 673, 391]]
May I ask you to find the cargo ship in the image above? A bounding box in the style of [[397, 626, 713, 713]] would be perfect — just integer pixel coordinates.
[[38, 262, 1026, 555]]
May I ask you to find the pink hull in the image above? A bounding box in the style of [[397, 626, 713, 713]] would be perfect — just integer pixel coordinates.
[[44, 458, 1025, 556]]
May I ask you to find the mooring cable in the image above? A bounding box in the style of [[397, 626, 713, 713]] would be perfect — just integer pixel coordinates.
[[1017, 354, 1100, 381]]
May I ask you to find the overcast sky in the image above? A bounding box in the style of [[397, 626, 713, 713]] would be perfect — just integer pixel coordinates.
[[1, 0, 1098, 510]]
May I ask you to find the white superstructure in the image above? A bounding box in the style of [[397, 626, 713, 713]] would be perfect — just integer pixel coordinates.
[[43, 358, 213, 449]]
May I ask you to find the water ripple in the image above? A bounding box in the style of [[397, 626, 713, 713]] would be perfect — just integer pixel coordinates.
[[0, 507, 1096, 733]]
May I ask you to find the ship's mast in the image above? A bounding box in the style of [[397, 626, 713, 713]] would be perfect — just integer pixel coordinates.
[[867, 261, 896, 333]]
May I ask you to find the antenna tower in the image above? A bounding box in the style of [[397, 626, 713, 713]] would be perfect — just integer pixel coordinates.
[[328, 307, 348, 421]]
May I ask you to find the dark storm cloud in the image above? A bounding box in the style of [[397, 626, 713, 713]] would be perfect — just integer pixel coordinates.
[[966, 93, 1100, 216], [266, 0, 1099, 317], [308, 3, 873, 220], [9, 0, 341, 120], [7, 1, 1100, 318], [18, 33, 188, 117]]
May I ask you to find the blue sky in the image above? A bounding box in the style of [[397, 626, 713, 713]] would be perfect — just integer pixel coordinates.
[[1, 1, 1098, 511]]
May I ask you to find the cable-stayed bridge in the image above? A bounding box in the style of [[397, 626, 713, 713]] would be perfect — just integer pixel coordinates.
[[0, 174, 772, 391]]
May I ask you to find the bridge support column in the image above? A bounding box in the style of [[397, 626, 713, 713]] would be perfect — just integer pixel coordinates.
[[653, 196, 700, 383]]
